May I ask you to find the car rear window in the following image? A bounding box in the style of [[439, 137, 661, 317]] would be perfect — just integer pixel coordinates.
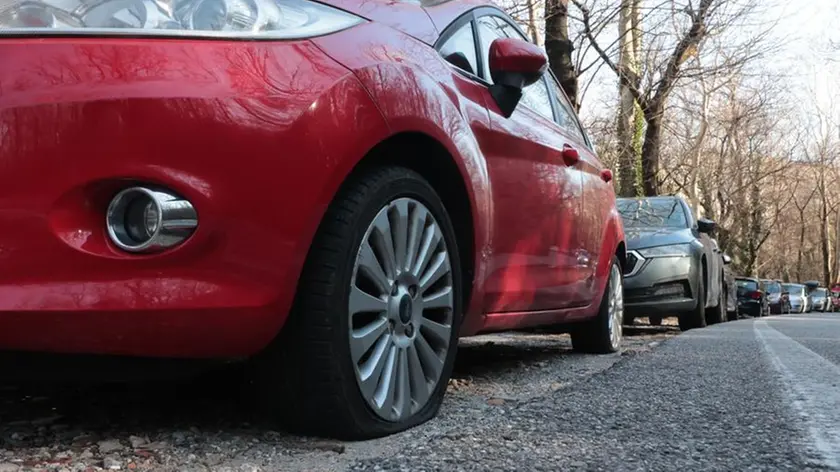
[[736, 279, 758, 292], [764, 282, 781, 293]]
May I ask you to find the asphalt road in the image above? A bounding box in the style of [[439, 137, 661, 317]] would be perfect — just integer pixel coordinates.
[[347, 314, 840, 472], [0, 314, 838, 471]]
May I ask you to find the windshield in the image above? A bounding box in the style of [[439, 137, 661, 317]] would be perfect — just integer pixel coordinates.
[[617, 198, 688, 229], [813, 288, 827, 299]]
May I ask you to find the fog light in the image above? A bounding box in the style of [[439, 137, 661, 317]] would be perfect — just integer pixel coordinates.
[[106, 186, 198, 253]]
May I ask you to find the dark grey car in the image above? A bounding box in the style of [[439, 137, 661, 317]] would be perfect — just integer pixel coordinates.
[[617, 196, 726, 331]]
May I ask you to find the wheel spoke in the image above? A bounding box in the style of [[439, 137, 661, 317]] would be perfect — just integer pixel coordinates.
[[421, 317, 451, 347], [422, 287, 454, 310], [395, 348, 412, 418], [414, 334, 444, 382], [405, 205, 428, 273], [371, 211, 398, 280], [420, 253, 450, 293], [406, 344, 429, 407], [390, 200, 410, 274], [357, 241, 391, 296], [412, 225, 442, 278], [350, 315, 389, 363], [358, 334, 392, 399], [349, 286, 388, 316], [373, 344, 399, 413]]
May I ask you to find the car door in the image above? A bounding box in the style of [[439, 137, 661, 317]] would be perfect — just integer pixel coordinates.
[[545, 75, 606, 301], [470, 12, 587, 312], [686, 202, 720, 306]]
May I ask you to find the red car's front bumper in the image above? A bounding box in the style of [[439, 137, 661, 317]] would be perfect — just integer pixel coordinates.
[[0, 37, 387, 357]]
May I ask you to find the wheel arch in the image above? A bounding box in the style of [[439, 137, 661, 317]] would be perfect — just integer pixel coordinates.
[[347, 132, 478, 325], [615, 241, 627, 273]]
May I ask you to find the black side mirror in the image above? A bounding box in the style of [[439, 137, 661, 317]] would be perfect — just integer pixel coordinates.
[[697, 218, 716, 234], [722, 254, 732, 265], [487, 38, 548, 118]]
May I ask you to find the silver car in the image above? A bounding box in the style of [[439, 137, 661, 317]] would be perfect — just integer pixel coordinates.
[[783, 283, 809, 313], [811, 288, 829, 312]]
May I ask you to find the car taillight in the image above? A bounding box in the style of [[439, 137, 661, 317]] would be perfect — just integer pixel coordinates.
[[748, 291, 762, 300], [0, 0, 363, 38]]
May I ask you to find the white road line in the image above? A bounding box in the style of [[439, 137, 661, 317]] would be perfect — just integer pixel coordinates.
[[754, 319, 840, 469]]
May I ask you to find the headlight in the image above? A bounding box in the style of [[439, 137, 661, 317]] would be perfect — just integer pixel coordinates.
[[0, 0, 363, 38], [637, 243, 692, 258]]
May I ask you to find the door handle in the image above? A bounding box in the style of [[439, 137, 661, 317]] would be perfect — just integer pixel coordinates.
[[600, 169, 613, 183], [562, 145, 580, 166]]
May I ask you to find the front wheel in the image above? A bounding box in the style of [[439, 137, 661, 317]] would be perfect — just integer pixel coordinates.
[[706, 280, 726, 325], [679, 275, 707, 331], [252, 167, 462, 440], [571, 257, 624, 354]]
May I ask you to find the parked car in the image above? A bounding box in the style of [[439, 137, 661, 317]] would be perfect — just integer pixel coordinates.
[[762, 279, 790, 314], [831, 284, 840, 312], [735, 277, 770, 318], [0, 0, 627, 439], [810, 288, 830, 312], [783, 283, 809, 313], [617, 195, 726, 331], [723, 255, 738, 321]]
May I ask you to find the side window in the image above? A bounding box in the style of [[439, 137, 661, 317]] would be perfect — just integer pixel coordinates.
[[438, 22, 479, 76], [476, 15, 554, 121], [547, 76, 587, 143], [520, 80, 554, 122], [476, 16, 507, 81]]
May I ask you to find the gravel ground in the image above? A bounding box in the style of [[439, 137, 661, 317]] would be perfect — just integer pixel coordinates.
[[0, 320, 675, 472]]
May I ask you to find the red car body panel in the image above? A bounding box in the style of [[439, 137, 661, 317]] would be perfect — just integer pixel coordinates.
[[0, 0, 624, 357], [0, 39, 389, 356]]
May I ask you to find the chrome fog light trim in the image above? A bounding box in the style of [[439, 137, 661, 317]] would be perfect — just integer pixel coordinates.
[[106, 186, 198, 253]]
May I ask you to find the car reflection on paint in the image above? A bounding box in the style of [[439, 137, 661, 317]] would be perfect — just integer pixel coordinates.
[[0, 0, 626, 439]]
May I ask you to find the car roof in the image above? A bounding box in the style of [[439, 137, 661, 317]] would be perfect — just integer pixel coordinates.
[[617, 196, 679, 201], [424, 0, 504, 37]]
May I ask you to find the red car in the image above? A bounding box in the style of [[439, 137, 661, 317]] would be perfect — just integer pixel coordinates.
[[0, 0, 625, 438]]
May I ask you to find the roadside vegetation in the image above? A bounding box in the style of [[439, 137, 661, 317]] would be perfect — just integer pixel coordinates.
[[499, 0, 840, 285]]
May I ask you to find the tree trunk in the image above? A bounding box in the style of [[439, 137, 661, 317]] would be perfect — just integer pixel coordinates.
[[797, 208, 806, 282], [544, 0, 578, 108], [616, 0, 640, 197], [641, 107, 662, 196], [746, 175, 761, 275], [526, 0, 541, 44], [820, 176, 831, 287]]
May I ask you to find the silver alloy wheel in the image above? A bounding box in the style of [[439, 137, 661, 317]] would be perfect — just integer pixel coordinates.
[[348, 197, 454, 422], [607, 263, 624, 350]]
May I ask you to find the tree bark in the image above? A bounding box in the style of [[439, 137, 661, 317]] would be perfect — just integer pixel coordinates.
[[526, 0, 541, 44], [819, 172, 831, 286], [616, 0, 641, 197], [545, 0, 578, 108], [641, 106, 663, 196], [797, 207, 806, 282]]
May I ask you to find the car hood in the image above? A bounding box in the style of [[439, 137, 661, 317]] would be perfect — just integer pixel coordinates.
[[323, 0, 439, 45], [624, 227, 694, 251]]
